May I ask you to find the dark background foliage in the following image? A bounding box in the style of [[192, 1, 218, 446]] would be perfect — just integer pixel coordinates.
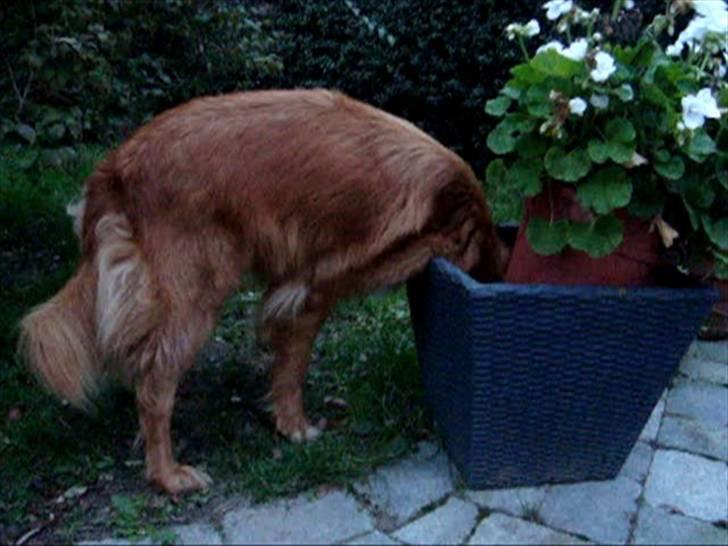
[[1, 0, 665, 172]]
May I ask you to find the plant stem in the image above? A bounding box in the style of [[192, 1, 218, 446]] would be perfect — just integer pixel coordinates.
[[611, 0, 622, 22], [518, 36, 530, 61]]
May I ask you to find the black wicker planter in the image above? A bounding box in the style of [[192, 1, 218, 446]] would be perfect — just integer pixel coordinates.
[[407, 258, 717, 489]]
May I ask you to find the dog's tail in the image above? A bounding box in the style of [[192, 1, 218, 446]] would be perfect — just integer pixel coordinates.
[[19, 167, 159, 410], [19, 261, 101, 410]]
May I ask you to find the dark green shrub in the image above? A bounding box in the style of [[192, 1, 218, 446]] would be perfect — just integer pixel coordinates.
[[0, 0, 281, 151]]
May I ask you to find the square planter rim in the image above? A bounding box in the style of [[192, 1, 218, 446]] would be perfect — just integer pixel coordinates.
[[431, 257, 719, 301]]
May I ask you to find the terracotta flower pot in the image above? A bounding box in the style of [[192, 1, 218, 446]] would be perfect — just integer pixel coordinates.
[[504, 184, 663, 286]]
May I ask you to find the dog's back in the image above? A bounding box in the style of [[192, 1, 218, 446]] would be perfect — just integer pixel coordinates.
[[87, 90, 479, 282]]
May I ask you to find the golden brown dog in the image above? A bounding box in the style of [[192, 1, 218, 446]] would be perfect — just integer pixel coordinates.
[[19, 89, 507, 494]]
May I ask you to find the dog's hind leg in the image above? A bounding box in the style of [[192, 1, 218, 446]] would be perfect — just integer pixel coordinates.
[[135, 310, 216, 494], [262, 289, 332, 442]]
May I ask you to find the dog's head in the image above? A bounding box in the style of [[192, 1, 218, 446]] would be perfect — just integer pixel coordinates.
[[433, 175, 510, 283]]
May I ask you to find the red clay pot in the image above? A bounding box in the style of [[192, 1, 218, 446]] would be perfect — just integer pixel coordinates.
[[505, 184, 663, 286]]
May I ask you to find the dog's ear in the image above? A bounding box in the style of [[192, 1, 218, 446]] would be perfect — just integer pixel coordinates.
[[431, 178, 509, 279]]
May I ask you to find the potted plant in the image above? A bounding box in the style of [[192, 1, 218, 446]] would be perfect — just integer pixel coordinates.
[[408, 0, 725, 489]]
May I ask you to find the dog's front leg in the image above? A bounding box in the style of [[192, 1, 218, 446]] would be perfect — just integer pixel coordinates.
[[265, 297, 330, 442]]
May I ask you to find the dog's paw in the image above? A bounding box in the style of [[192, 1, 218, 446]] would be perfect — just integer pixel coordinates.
[[152, 464, 213, 495], [276, 416, 327, 443]]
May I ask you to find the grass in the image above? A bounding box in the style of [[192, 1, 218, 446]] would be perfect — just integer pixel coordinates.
[[0, 144, 429, 543]]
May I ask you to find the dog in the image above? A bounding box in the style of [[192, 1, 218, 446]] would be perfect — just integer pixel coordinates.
[[19, 89, 508, 494]]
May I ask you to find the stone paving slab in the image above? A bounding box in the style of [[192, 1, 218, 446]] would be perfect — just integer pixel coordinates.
[[344, 530, 400, 545], [644, 449, 728, 522], [689, 341, 728, 363], [171, 523, 222, 545], [618, 441, 653, 483], [392, 497, 479, 545], [468, 513, 589, 545], [464, 486, 547, 518], [221, 490, 373, 544], [354, 442, 454, 528], [539, 478, 641, 544], [680, 356, 728, 385], [657, 415, 728, 461], [638, 396, 665, 441], [633, 505, 728, 545], [664, 379, 728, 426]]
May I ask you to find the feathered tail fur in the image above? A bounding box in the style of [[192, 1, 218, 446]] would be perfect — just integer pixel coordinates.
[[19, 169, 159, 409]]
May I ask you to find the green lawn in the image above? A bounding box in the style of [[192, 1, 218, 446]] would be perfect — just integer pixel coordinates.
[[0, 145, 428, 543]]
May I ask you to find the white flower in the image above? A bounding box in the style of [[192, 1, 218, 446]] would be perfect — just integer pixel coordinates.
[[543, 0, 573, 20], [666, 42, 684, 56], [524, 19, 541, 37], [562, 38, 589, 61], [590, 94, 610, 109], [593, 32, 604, 42], [569, 97, 588, 116], [681, 88, 722, 129], [506, 19, 542, 40], [537, 40, 565, 54], [666, 2, 728, 56], [591, 51, 617, 82], [692, 0, 728, 20], [624, 0, 635, 9]]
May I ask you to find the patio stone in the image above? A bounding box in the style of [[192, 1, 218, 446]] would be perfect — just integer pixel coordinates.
[[644, 449, 728, 522], [354, 442, 454, 527], [392, 497, 479, 545], [633, 505, 728, 545], [344, 530, 399, 545], [639, 397, 665, 441], [680, 355, 728, 385], [665, 380, 728, 426], [464, 486, 547, 518], [690, 341, 728, 363], [657, 415, 728, 461], [539, 477, 641, 544], [171, 523, 222, 545], [221, 490, 372, 544], [468, 513, 588, 545], [619, 441, 653, 483]]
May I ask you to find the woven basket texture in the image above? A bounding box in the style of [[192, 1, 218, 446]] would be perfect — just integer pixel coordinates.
[[407, 258, 717, 489]]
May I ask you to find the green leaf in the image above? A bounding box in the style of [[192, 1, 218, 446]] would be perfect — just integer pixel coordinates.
[[485, 159, 507, 186], [629, 177, 665, 219], [602, 119, 637, 163], [487, 122, 516, 155], [507, 158, 543, 196], [515, 133, 547, 158], [46, 123, 65, 141], [616, 84, 634, 102], [687, 132, 717, 163], [525, 85, 551, 118], [606, 119, 636, 144], [705, 218, 728, 251], [530, 50, 583, 78], [577, 166, 632, 214], [588, 139, 610, 164], [15, 123, 36, 144], [568, 215, 624, 258], [654, 155, 685, 180], [685, 182, 715, 209], [642, 83, 673, 110], [526, 217, 569, 255], [544, 146, 592, 182], [501, 86, 522, 100], [511, 63, 546, 84], [485, 96, 511, 117], [714, 250, 728, 280]]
